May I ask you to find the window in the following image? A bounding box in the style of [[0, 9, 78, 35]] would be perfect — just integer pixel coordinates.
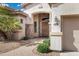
[[20, 19, 23, 23], [34, 21, 37, 33]]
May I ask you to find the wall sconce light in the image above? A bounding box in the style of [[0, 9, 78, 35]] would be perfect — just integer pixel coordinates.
[[54, 16, 60, 26]]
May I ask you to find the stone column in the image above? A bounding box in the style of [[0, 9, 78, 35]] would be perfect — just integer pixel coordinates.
[[49, 10, 62, 51]]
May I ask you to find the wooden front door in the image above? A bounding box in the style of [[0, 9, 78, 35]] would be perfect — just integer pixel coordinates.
[[42, 21, 49, 37]]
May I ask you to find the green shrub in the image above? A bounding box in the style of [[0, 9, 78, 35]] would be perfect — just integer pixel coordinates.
[[37, 43, 50, 53], [43, 39, 50, 46], [21, 36, 28, 40]]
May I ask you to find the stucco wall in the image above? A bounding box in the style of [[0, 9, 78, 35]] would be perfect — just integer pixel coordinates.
[[24, 3, 51, 14], [60, 3, 79, 15], [15, 16, 26, 40]]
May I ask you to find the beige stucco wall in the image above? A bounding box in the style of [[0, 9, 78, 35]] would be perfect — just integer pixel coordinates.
[[15, 16, 27, 40], [24, 3, 51, 14]]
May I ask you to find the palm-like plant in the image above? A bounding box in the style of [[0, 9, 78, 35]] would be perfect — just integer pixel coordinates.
[[0, 15, 21, 40], [0, 6, 21, 40], [0, 15, 21, 32]]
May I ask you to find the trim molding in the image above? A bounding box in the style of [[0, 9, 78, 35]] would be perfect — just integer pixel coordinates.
[[50, 32, 63, 36]]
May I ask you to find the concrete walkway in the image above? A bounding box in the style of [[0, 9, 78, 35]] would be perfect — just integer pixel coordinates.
[[0, 38, 47, 56], [0, 44, 79, 56], [0, 45, 37, 56], [60, 52, 79, 56]]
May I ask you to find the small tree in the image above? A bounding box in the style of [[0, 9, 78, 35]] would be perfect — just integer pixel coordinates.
[[0, 15, 21, 40], [0, 6, 21, 40]]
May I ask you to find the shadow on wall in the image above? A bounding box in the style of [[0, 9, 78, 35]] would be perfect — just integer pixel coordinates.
[[73, 30, 79, 51]]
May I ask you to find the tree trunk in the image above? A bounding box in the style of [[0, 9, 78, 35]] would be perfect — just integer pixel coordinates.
[[0, 30, 7, 40], [6, 31, 13, 41]]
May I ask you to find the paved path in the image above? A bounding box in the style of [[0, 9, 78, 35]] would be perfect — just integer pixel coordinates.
[[0, 45, 37, 56], [60, 52, 79, 56], [0, 38, 46, 56], [1, 45, 79, 56]]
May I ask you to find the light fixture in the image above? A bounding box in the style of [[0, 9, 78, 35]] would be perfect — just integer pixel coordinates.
[[54, 16, 60, 26]]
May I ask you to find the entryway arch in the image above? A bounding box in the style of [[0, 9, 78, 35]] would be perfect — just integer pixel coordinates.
[[32, 12, 50, 38]]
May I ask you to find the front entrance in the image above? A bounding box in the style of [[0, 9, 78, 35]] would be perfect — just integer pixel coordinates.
[[62, 15, 79, 51], [42, 20, 49, 37], [33, 13, 49, 37]]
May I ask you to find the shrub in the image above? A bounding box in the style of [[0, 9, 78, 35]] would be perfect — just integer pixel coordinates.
[[43, 39, 50, 46], [37, 43, 50, 53], [21, 36, 28, 40]]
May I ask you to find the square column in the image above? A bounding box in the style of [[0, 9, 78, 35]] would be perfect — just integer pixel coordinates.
[[50, 32, 62, 51], [49, 11, 62, 51]]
